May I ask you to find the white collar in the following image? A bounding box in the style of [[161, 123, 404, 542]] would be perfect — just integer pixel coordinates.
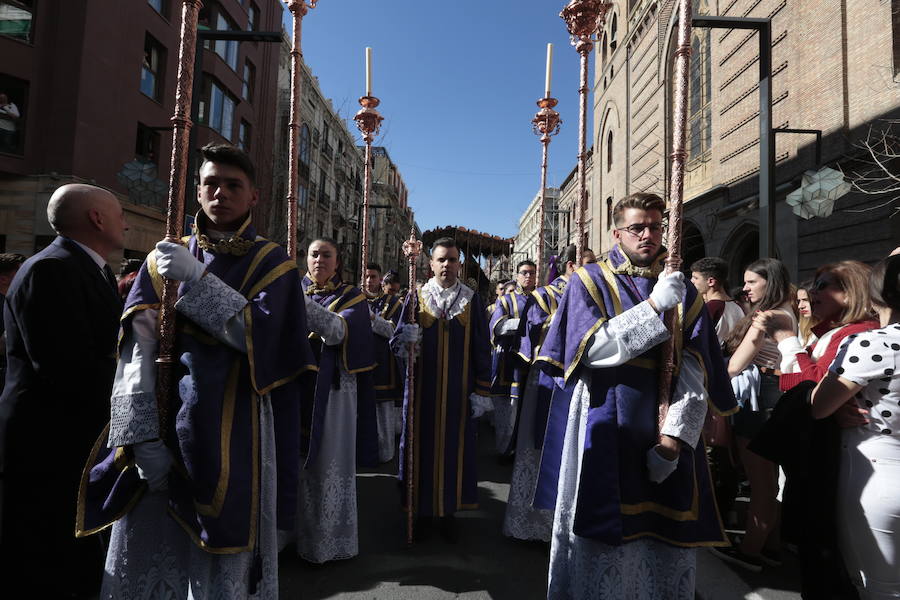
[[422, 277, 473, 319], [71, 239, 108, 271]]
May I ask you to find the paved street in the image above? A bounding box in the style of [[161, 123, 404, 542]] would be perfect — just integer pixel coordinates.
[[279, 420, 804, 600]]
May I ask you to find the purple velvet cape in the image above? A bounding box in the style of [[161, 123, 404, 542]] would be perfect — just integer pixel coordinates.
[[515, 275, 571, 451], [368, 292, 403, 404], [78, 221, 316, 553], [391, 288, 492, 517], [301, 274, 378, 468], [534, 245, 737, 548], [489, 290, 529, 401]]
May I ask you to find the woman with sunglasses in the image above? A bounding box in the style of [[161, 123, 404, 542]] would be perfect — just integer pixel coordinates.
[[712, 258, 794, 572], [811, 255, 900, 598]]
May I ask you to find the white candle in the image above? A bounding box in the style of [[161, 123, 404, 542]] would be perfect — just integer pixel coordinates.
[[545, 43, 553, 97], [366, 47, 372, 96]]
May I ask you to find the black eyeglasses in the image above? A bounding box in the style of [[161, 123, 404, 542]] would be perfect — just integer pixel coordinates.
[[616, 222, 664, 237]]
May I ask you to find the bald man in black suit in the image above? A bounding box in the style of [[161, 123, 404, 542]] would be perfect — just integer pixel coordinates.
[[0, 184, 128, 598]]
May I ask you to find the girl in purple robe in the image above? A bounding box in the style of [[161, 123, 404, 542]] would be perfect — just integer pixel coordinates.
[[295, 238, 377, 563]]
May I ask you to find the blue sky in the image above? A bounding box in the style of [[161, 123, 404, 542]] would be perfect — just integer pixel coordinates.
[[281, 0, 594, 239]]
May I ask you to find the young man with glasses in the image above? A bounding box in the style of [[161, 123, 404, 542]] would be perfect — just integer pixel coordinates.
[[489, 260, 537, 457], [536, 193, 736, 598]]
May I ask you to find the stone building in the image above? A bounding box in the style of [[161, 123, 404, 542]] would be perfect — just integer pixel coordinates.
[[513, 186, 560, 270], [589, 0, 900, 280], [0, 0, 284, 265], [268, 35, 364, 282], [367, 146, 417, 285]]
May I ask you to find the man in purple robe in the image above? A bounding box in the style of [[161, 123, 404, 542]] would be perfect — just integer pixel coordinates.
[[489, 259, 536, 456], [392, 237, 493, 543], [536, 193, 736, 599], [77, 144, 316, 597], [364, 263, 403, 463], [502, 245, 581, 542]]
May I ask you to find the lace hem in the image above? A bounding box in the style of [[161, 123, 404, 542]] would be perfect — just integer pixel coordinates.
[[608, 301, 669, 357], [175, 273, 248, 335]]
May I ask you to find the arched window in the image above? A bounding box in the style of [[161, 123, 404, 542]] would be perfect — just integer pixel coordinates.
[[606, 196, 614, 229], [299, 124, 311, 167], [668, 0, 712, 172], [610, 13, 618, 51], [606, 130, 614, 172], [601, 32, 608, 66]]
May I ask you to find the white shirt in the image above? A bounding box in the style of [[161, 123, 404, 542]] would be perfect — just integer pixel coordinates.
[[71, 239, 109, 272]]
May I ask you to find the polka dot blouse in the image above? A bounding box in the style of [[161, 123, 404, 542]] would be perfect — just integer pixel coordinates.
[[830, 323, 900, 437]]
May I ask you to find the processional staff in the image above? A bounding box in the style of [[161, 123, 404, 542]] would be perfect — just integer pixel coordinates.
[[401, 226, 423, 545], [285, 0, 319, 260], [532, 42, 561, 285], [156, 0, 203, 429], [354, 48, 384, 290], [658, 0, 692, 433]]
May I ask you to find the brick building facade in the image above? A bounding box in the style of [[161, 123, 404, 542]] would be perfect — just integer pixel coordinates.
[[589, 0, 900, 281]]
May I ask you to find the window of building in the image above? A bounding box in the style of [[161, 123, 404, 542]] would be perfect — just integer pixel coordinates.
[[0, 74, 27, 155], [242, 60, 255, 102], [141, 33, 166, 101], [606, 130, 613, 172], [198, 77, 236, 140], [668, 0, 712, 172], [0, 0, 34, 42], [204, 9, 239, 71], [299, 124, 310, 166], [606, 197, 613, 229], [238, 119, 251, 151], [601, 33, 608, 66], [247, 2, 258, 31], [299, 183, 308, 208], [610, 13, 618, 51], [319, 167, 327, 201], [135, 122, 161, 165], [148, 0, 168, 18]]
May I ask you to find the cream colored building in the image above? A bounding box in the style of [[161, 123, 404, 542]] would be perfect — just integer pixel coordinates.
[[513, 187, 560, 271]]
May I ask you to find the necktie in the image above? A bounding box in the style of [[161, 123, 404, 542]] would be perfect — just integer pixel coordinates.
[[103, 264, 118, 293]]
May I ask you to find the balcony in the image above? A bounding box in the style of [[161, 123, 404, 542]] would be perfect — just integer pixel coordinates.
[[321, 143, 333, 161]]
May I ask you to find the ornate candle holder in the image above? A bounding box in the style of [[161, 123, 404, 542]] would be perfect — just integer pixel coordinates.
[[401, 225, 422, 545], [532, 97, 562, 284], [354, 95, 385, 290], [286, 0, 319, 259], [560, 0, 612, 264]]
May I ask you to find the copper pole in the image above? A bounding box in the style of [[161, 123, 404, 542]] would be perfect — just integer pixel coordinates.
[[285, 1, 318, 260], [354, 96, 383, 289], [658, 0, 692, 436], [156, 0, 203, 431], [561, 0, 611, 265], [401, 226, 423, 545], [533, 97, 561, 284]]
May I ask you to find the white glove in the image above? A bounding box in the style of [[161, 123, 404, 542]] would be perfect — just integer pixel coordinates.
[[646, 445, 678, 483], [133, 439, 173, 491], [498, 317, 521, 336], [156, 241, 206, 283], [649, 271, 685, 313], [398, 323, 422, 345], [469, 394, 494, 419]]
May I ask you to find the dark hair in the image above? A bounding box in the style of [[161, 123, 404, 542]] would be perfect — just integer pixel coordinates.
[[308, 237, 343, 275], [612, 193, 666, 227], [723, 257, 792, 355], [200, 143, 256, 185], [382, 270, 399, 285], [562, 244, 577, 264], [869, 254, 900, 312], [516, 260, 536, 272], [0, 253, 25, 276], [690, 257, 729, 287], [431, 237, 457, 253], [366, 262, 382, 273]]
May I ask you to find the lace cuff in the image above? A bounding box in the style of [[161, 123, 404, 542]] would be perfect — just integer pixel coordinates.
[[305, 295, 346, 345], [608, 301, 669, 356], [660, 352, 708, 449], [372, 315, 394, 339], [109, 391, 159, 447], [175, 273, 248, 337]]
